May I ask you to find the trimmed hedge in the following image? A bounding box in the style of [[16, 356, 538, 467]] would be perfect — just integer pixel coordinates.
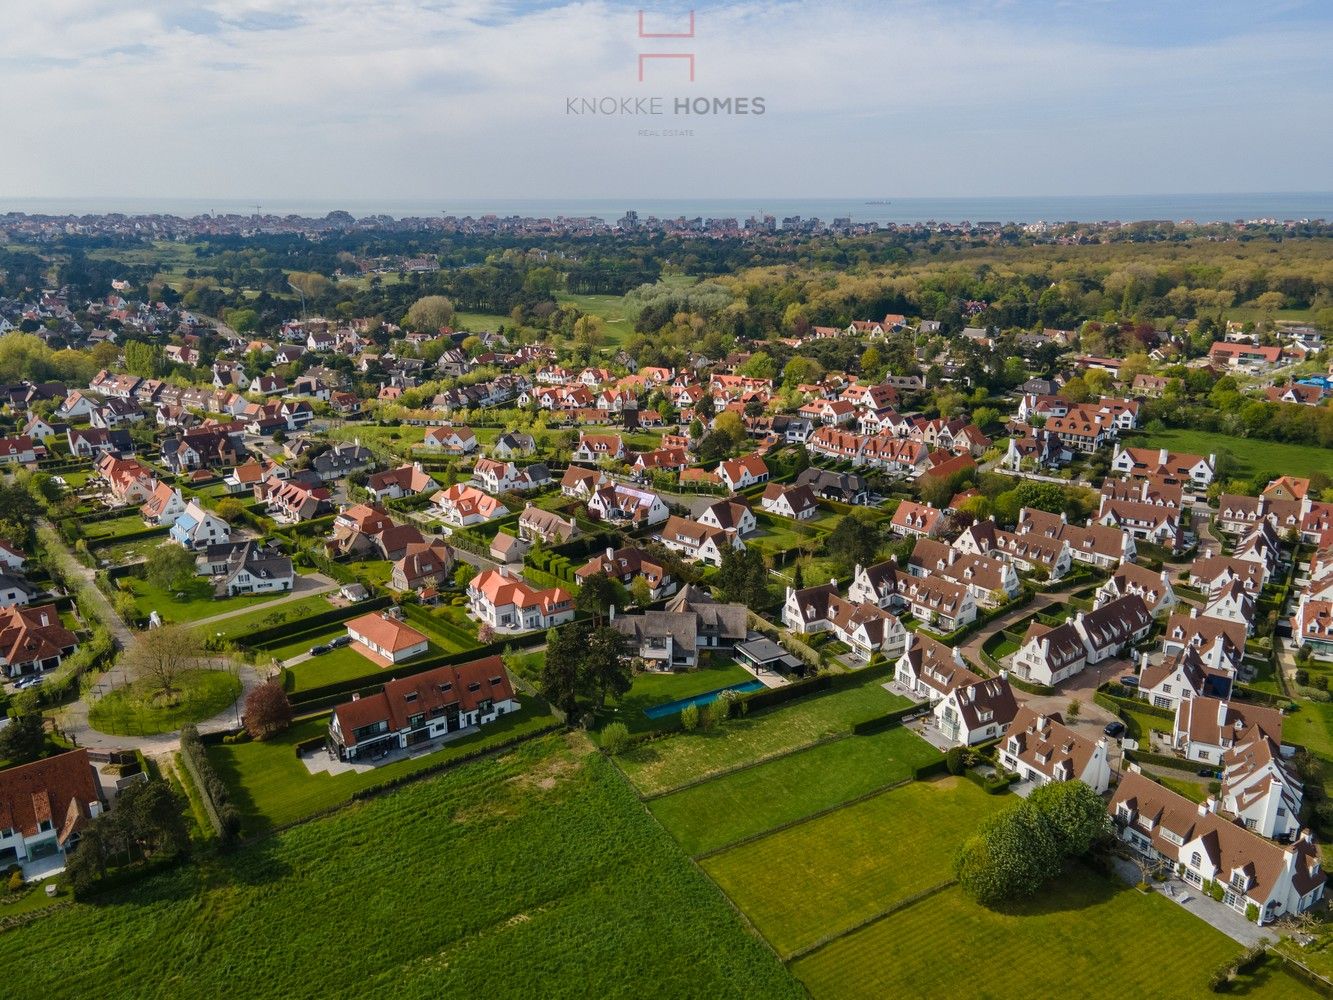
[[179, 724, 241, 843], [1124, 748, 1208, 774]]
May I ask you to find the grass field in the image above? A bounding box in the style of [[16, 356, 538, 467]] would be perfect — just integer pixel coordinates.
[[616, 671, 910, 796], [206, 699, 559, 832], [1132, 427, 1333, 480], [649, 726, 941, 856], [703, 777, 1004, 958], [555, 292, 636, 346], [284, 640, 455, 693], [596, 659, 754, 735], [88, 668, 242, 736], [0, 737, 803, 1000], [791, 871, 1313, 1000], [119, 575, 303, 625], [82, 515, 156, 541], [1285, 700, 1333, 758], [210, 595, 338, 643]]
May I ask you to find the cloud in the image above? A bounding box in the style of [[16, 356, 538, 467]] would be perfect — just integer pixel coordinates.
[[0, 0, 1329, 201]]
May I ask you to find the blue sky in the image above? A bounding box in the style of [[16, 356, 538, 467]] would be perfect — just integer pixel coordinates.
[[0, 1, 1329, 201]]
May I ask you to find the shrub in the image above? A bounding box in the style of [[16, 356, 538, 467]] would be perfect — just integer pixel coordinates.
[[1295, 668, 1310, 686], [7, 870, 22, 893], [680, 702, 699, 731], [601, 722, 629, 755], [945, 746, 967, 775], [1245, 902, 1260, 923]]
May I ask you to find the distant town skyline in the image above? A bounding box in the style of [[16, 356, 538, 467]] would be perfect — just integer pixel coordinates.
[[2, 1, 1330, 202]]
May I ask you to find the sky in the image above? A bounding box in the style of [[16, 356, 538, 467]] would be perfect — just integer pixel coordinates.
[[1, 0, 1330, 202]]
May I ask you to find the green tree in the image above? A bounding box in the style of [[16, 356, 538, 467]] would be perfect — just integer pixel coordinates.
[[860, 344, 885, 381], [576, 573, 626, 624], [404, 295, 456, 332], [584, 626, 632, 708], [144, 543, 196, 592], [0, 713, 46, 765], [739, 351, 776, 380], [782, 356, 823, 388], [540, 624, 589, 718], [825, 513, 881, 575], [1026, 780, 1110, 857], [124, 340, 164, 378], [954, 801, 1062, 906], [712, 410, 746, 451]]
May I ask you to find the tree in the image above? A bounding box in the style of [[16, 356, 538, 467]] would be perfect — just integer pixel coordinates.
[[601, 721, 630, 754], [712, 409, 746, 450], [825, 513, 881, 575], [144, 543, 196, 592], [124, 340, 164, 378], [739, 351, 776, 380], [214, 498, 245, 524], [123, 624, 204, 696], [540, 624, 589, 719], [629, 576, 652, 607], [0, 713, 46, 765], [1026, 780, 1110, 857], [576, 573, 625, 624], [63, 822, 108, 894], [454, 564, 474, 589], [404, 295, 455, 332], [860, 344, 885, 380], [584, 626, 632, 708], [1066, 698, 1081, 722], [716, 546, 769, 608], [782, 356, 823, 387], [109, 778, 190, 861], [244, 681, 293, 740], [954, 801, 1062, 906]]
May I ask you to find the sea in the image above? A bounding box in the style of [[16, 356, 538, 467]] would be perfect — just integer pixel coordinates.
[[2, 194, 1331, 226]]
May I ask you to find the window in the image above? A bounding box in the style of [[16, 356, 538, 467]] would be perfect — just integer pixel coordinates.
[[1190, 852, 1201, 868]]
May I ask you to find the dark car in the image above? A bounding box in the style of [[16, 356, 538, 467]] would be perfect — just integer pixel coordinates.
[[330, 635, 351, 649], [1103, 720, 1126, 738], [1119, 676, 1139, 688], [1197, 767, 1217, 778], [309, 644, 330, 656]]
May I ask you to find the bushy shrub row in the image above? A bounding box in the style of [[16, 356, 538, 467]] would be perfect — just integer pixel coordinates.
[[179, 724, 241, 843]]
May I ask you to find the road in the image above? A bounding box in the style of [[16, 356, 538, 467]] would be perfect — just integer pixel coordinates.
[[38, 518, 134, 649]]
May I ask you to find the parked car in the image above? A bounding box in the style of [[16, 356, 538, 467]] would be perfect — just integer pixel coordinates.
[[1103, 720, 1126, 738], [1196, 767, 1219, 778], [309, 644, 330, 656], [1120, 676, 1139, 688], [329, 635, 351, 648]]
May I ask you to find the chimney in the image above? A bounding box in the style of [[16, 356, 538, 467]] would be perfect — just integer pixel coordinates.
[[1140, 651, 1150, 670], [1205, 796, 1218, 815], [1189, 606, 1198, 619], [1197, 800, 1209, 817], [605, 547, 615, 562], [1217, 700, 1229, 727], [1159, 447, 1168, 465], [1036, 714, 1046, 730], [609, 605, 616, 621]]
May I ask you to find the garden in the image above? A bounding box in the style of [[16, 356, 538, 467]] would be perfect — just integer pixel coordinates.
[[117, 574, 307, 626], [88, 668, 243, 736]]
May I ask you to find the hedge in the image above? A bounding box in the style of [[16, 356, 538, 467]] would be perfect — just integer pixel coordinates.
[[849, 702, 929, 735], [1096, 686, 1174, 720], [913, 757, 950, 780], [964, 767, 1018, 794], [1124, 748, 1208, 774], [179, 724, 241, 843]]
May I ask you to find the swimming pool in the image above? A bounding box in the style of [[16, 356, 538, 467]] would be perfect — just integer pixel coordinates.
[[642, 679, 766, 719]]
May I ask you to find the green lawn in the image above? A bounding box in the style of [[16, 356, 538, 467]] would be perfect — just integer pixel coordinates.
[[345, 559, 393, 588], [1155, 774, 1211, 803], [285, 640, 451, 693], [703, 777, 1005, 958], [1121, 706, 1174, 744], [88, 668, 242, 736], [596, 659, 754, 735], [1285, 699, 1333, 758], [453, 310, 512, 332], [1131, 428, 1333, 480], [81, 515, 153, 541], [206, 699, 559, 833], [0, 737, 803, 1000], [616, 671, 910, 796], [792, 871, 1313, 1000], [555, 292, 636, 346], [210, 595, 339, 643], [119, 575, 306, 625], [650, 726, 941, 856]]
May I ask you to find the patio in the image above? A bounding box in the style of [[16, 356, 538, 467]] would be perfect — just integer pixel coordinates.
[[300, 724, 482, 776], [1110, 857, 1270, 947]]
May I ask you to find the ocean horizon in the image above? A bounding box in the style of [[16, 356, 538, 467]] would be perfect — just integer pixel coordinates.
[[2, 193, 1331, 226]]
